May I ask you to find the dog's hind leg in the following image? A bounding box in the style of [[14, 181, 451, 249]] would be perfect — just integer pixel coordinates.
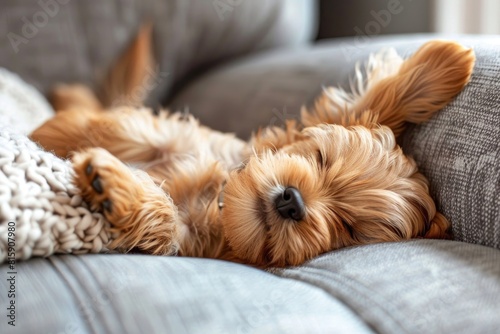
[[50, 84, 104, 112], [72, 147, 179, 255], [48, 23, 154, 113], [31, 107, 164, 161], [303, 41, 475, 137], [31, 106, 205, 163]]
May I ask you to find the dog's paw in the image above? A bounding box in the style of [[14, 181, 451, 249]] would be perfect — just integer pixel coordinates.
[[72, 148, 179, 255], [72, 148, 131, 220]]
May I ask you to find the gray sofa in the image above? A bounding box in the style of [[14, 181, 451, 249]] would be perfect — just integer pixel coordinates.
[[1, 1, 500, 333]]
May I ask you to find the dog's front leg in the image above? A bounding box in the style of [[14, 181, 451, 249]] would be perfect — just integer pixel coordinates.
[[72, 148, 179, 255]]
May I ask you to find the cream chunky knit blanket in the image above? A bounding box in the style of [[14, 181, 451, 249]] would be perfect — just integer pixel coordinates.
[[0, 69, 111, 262]]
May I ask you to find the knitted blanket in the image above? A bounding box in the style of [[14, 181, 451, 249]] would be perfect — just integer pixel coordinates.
[[0, 129, 112, 262], [0, 69, 111, 262]]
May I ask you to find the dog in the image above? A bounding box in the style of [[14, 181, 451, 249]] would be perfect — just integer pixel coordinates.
[[30, 26, 475, 267]]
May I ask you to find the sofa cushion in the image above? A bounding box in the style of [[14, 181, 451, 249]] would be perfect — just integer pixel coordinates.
[[1, 240, 498, 333], [0, 254, 372, 334], [0, 0, 317, 104], [275, 240, 500, 334], [170, 35, 500, 251]]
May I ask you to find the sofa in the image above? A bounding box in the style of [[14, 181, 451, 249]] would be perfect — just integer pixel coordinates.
[[1, 1, 499, 333]]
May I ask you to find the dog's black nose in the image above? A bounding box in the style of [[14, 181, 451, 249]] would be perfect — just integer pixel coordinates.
[[274, 187, 305, 221]]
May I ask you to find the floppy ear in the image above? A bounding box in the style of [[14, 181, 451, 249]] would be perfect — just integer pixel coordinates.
[[354, 40, 475, 136], [302, 41, 475, 137]]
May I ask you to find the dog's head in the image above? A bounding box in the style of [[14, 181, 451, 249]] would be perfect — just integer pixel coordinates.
[[221, 124, 449, 267], [220, 40, 476, 267]]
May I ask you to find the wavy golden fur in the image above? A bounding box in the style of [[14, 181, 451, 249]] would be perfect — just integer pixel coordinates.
[[31, 27, 475, 267]]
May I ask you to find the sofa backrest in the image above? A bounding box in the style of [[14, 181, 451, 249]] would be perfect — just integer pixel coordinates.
[[0, 0, 317, 105]]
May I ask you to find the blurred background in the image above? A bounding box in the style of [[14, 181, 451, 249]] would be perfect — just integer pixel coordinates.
[[318, 0, 500, 39], [2, 0, 500, 137]]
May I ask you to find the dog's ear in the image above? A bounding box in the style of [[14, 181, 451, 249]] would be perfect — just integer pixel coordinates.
[[101, 23, 155, 107], [355, 41, 475, 136]]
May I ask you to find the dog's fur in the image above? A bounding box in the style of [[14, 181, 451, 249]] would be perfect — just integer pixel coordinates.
[[31, 27, 475, 267]]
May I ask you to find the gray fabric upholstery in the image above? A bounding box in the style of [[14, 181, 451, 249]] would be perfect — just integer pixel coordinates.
[[399, 45, 500, 249], [1, 240, 499, 333], [0, 254, 372, 334], [275, 240, 500, 334], [170, 35, 500, 251], [0, 0, 317, 103]]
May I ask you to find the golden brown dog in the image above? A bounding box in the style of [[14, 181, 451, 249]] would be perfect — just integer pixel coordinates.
[[31, 27, 475, 267]]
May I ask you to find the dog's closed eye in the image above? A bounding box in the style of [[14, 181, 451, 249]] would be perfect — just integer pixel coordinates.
[[342, 219, 355, 239], [316, 149, 325, 167]]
